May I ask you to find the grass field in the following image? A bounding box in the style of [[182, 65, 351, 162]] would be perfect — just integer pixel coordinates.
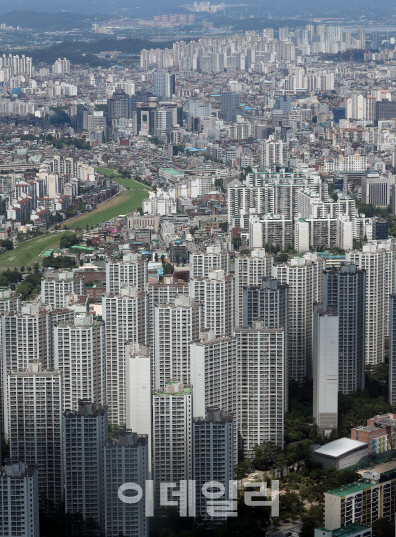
[[0, 231, 71, 271], [65, 168, 150, 229], [0, 167, 150, 269]]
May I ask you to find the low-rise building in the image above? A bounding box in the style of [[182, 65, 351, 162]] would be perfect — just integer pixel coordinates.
[[313, 438, 369, 470]]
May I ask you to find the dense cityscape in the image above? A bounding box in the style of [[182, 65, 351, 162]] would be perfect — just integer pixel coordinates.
[[2, 4, 396, 537]]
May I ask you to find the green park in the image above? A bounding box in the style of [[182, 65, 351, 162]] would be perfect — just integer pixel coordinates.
[[0, 167, 149, 270]]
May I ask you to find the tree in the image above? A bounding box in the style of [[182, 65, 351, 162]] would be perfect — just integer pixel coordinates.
[[1, 436, 9, 463], [33, 262, 39, 273], [372, 517, 395, 537], [26, 266, 32, 272], [232, 237, 242, 251], [0, 239, 13, 250], [234, 459, 252, 479], [20, 266, 25, 273], [252, 441, 282, 471], [154, 253, 158, 262]]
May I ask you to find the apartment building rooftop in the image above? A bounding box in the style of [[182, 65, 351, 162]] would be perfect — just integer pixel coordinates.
[[315, 524, 371, 536]]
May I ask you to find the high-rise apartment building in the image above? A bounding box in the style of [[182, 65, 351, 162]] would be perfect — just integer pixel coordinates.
[[193, 409, 234, 523], [242, 276, 288, 330], [236, 321, 286, 453], [125, 343, 152, 476], [260, 139, 285, 169], [0, 287, 21, 314], [190, 332, 238, 459], [148, 277, 189, 346], [52, 57, 70, 74], [0, 460, 40, 537], [54, 314, 105, 411], [190, 332, 237, 421], [153, 70, 175, 100], [234, 249, 273, 328], [272, 256, 314, 382], [102, 285, 148, 424], [153, 381, 193, 511], [389, 295, 396, 406], [189, 246, 230, 279], [323, 264, 366, 394], [6, 363, 63, 504], [313, 304, 339, 436], [347, 242, 396, 365], [325, 467, 396, 530], [154, 296, 202, 391], [63, 401, 108, 527], [41, 270, 84, 310], [103, 430, 149, 537], [106, 253, 148, 294], [190, 270, 234, 337], [1, 305, 54, 432]]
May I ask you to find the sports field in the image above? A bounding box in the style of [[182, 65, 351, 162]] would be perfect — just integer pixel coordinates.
[[0, 231, 72, 271]]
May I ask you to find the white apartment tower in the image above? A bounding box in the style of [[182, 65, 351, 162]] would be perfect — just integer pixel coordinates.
[[0, 460, 40, 537], [148, 277, 189, 346], [234, 249, 273, 328], [6, 363, 63, 504], [190, 270, 234, 337], [106, 252, 148, 294], [125, 343, 152, 477], [153, 382, 193, 511], [102, 285, 148, 425], [63, 401, 108, 527], [193, 409, 234, 523], [52, 57, 70, 74], [54, 314, 105, 411], [260, 139, 285, 169], [154, 296, 202, 391], [41, 270, 84, 310], [313, 304, 339, 436], [1, 306, 54, 432], [190, 332, 238, 459], [189, 245, 230, 279], [103, 431, 149, 537], [389, 295, 396, 406], [0, 288, 21, 314], [236, 321, 286, 454]]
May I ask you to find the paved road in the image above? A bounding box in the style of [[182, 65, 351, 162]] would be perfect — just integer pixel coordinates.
[[271, 523, 302, 537]]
